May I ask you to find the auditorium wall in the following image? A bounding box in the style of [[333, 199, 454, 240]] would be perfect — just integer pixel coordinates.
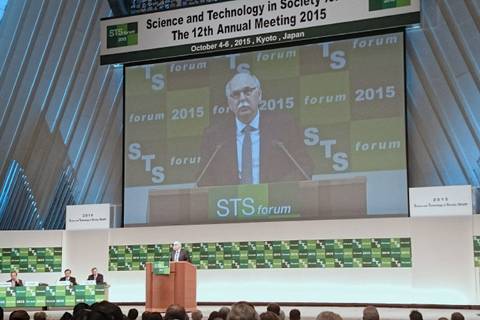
[[0, 0, 478, 307], [0, 0, 479, 231], [0, 216, 477, 305]]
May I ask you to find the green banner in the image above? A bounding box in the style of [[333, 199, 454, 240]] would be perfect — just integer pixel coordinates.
[[107, 23, 138, 49], [474, 236, 480, 267], [109, 238, 412, 271], [0, 285, 107, 308], [369, 0, 411, 11], [0, 247, 62, 273], [153, 261, 170, 275]]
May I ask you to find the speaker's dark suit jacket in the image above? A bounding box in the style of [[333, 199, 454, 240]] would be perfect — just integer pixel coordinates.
[[170, 249, 190, 262], [87, 273, 104, 284], [197, 112, 313, 186], [7, 279, 23, 286], [59, 276, 77, 285]]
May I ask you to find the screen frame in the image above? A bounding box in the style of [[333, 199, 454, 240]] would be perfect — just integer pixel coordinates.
[[122, 27, 410, 227]]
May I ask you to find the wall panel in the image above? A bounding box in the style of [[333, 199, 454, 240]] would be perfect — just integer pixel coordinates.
[[0, 0, 123, 229]]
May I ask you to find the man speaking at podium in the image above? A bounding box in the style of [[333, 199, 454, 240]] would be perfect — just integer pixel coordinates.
[[170, 241, 191, 262], [197, 71, 313, 186]]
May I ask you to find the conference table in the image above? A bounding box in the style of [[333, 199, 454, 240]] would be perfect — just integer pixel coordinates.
[[0, 284, 108, 308]]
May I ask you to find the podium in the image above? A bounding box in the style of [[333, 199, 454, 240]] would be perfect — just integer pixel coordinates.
[[145, 262, 197, 312]]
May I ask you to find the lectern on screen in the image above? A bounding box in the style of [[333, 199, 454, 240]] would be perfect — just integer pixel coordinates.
[[124, 31, 408, 227]]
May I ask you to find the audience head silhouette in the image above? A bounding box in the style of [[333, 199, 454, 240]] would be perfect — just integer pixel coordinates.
[[227, 301, 259, 320], [165, 304, 188, 320], [10, 310, 30, 320], [266, 305, 280, 316], [127, 309, 139, 320], [191, 310, 203, 320], [259, 312, 279, 320], [409, 310, 423, 320], [451, 312, 464, 320], [218, 307, 230, 320], [33, 312, 46, 320], [362, 306, 379, 320], [289, 309, 300, 320], [316, 311, 342, 320]]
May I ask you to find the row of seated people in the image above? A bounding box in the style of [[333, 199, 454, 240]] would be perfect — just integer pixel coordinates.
[[0, 301, 467, 320], [3, 268, 104, 287], [4, 240, 189, 288]]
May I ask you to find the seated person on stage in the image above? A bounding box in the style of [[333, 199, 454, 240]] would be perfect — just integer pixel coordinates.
[[170, 241, 191, 262], [7, 271, 23, 287], [87, 267, 104, 284], [60, 268, 77, 285]]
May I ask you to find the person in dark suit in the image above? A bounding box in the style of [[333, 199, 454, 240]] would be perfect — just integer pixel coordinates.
[[59, 269, 77, 285], [7, 271, 23, 287], [169, 241, 190, 262], [87, 267, 104, 284], [197, 72, 313, 186]]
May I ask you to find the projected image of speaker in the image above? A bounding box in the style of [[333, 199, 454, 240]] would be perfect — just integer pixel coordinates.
[[123, 31, 407, 227]]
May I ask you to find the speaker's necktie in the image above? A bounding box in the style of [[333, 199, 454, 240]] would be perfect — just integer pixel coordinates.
[[241, 125, 254, 184]]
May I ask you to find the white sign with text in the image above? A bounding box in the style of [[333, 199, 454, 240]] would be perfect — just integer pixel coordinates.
[[409, 185, 473, 217], [100, 0, 420, 64], [66, 203, 110, 230]]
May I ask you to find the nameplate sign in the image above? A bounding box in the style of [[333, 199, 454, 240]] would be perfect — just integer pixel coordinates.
[[409, 185, 473, 217], [153, 261, 170, 275], [100, 0, 420, 65], [66, 204, 110, 230]]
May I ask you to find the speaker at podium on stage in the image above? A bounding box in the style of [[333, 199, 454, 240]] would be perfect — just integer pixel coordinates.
[[146, 242, 196, 312], [170, 241, 191, 263]]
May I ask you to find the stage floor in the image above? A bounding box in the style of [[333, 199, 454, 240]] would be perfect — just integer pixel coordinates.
[[3, 305, 479, 320]]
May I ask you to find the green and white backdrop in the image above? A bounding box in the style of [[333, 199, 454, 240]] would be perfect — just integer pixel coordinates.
[[1, 216, 478, 305]]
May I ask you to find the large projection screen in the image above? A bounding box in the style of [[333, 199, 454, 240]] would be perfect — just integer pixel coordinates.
[[124, 31, 408, 227]]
